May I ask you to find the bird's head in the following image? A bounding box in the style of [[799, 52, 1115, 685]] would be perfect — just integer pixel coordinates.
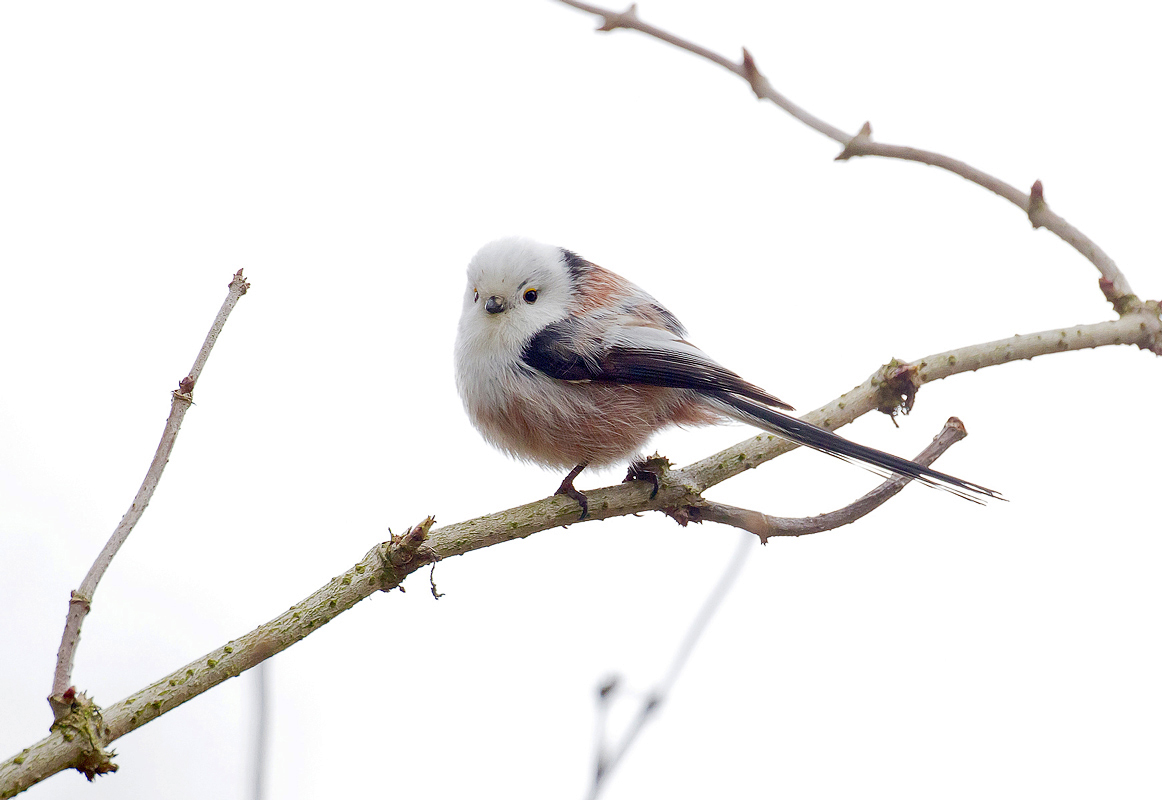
[[458, 237, 577, 353]]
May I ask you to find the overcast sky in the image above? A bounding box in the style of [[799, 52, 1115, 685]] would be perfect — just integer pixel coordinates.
[[2, 1, 1159, 798]]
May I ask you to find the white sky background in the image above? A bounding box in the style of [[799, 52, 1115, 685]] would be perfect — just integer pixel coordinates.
[[2, 1, 1159, 798]]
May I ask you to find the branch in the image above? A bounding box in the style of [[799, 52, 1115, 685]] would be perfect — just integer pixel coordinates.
[[675, 314, 1158, 496], [1, 516, 435, 796], [588, 530, 752, 800], [3, 309, 1151, 795], [696, 418, 967, 542], [554, 1, 1146, 313], [584, 419, 966, 797], [48, 269, 250, 722], [3, 10, 1154, 799], [583, 417, 968, 796]]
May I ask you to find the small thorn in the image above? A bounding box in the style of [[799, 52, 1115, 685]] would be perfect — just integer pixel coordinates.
[[1097, 276, 1123, 307], [597, 3, 639, 32], [1028, 179, 1047, 228], [836, 121, 873, 161], [741, 47, 766, 97]]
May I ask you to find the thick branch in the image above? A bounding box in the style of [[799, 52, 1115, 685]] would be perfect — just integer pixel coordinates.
[[697, 418, 967, 542], [49, 271, 250, 718], [4, 313, 1155, 794], [554, 1, 1142, 310]]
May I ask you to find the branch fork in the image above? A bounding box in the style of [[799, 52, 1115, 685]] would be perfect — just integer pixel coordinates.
[[48, 691, 116, 782], [594, 1, 638, 31]]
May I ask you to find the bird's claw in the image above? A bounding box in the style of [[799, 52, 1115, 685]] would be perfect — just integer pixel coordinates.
[[556, 463, 590, 520], [624, 458, 663, 500], [555, 481, 589, 520]]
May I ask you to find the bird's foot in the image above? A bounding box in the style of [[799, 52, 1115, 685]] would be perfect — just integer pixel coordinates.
[[555, 463, 590, 520], [623, 454, 670, 500]]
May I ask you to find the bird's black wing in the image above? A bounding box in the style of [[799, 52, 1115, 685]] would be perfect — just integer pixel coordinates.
[[521, 318, 793, 410]]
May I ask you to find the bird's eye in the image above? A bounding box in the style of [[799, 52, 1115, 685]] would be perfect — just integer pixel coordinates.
[[523, 289, 538, 304], [473, 289, 479, 303]]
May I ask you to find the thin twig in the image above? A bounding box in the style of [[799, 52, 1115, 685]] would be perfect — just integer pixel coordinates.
[[588, 531, 752, 800], [697, 418, 967, 542], [554, 0, 1143, 310], [48, 270, 250, 719], [252, 663, 269, 800]]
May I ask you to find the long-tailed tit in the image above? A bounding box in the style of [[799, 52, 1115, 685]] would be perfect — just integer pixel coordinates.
[[455, 238, 999, 518]]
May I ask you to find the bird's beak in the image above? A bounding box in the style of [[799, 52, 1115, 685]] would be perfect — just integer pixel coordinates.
[[485, 296, 506, 314]]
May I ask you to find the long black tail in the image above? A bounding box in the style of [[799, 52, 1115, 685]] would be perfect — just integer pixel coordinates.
[[710, 393, 1002, 503]]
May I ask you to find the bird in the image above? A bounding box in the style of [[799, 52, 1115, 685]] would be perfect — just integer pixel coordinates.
[[454, 237, 1000, 518]]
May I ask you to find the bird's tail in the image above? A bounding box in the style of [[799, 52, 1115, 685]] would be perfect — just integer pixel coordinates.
[[707, 393, 1002, 503]]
